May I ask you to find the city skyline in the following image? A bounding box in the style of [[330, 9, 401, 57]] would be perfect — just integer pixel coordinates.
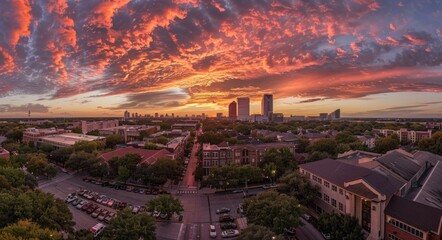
[[1, 0, 442, 118]]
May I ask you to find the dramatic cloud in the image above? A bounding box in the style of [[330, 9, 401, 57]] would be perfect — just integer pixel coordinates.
[[0, 103, 50, 113], [0, 0, 441, 112]]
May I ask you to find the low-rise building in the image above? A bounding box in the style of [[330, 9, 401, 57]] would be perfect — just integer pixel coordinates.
[[71, 120, 119, 134], [373, 128, 432, 143], [99, 125, 159, 142], [98, 147, 173, 165], [202, 142, 295, 176], [38, 133, 106, 148], [172, 123, 198, 130], [23, 128, 70, 144], [356, 135, 376, 149], [0, 147, 10, 159]]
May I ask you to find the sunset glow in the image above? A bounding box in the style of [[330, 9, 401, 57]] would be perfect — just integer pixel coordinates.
[[1, 0, 442, 117]]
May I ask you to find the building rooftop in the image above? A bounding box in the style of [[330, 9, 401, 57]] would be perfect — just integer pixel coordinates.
[[413, 150, 442, 166], [39, 133, 105, 145], [407, 161, 442, 209], [385, 195, 442, 233], [377, 150, 421, 181], [99, 147, 171, 165], [300, 159, 402, 198]]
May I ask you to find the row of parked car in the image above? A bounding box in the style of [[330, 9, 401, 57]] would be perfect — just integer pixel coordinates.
[[65, 192, 116, 223], [82, 177, 169, 195]]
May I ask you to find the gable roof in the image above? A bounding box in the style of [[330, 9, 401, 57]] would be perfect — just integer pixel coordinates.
[[386, 195, 442, 233], [377, 150, 421, 181], [99, 147, 171, 165], [300, 159, 401, 198]]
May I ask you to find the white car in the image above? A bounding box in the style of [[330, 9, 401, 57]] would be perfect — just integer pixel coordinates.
[[221, 229, 239, 238], [65, 196, 77, 203], [209, 225, 217, 238]]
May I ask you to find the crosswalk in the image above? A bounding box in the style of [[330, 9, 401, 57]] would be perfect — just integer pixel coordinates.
[[176, 190, 198, 195]]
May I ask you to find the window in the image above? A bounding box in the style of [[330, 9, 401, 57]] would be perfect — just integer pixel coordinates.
[[323, 194, 330, 203], [203, 152, 210, 158], [317, 192, 322, 198], [338, 202, 344, 212], [318, 178, 322, 184], [235, 152, 240, 157], [339, 188, 344, 195], [220, 152, 226, 158], [324, 181, 330, 188], [388, 218, 424, 239], [332, 185, 337, 192], [331, 199, 337, 207], [306, 172, 311, 179], [387, 234, 401, 240], [312, 175, 318, 182], [212, 152, 218, 157]]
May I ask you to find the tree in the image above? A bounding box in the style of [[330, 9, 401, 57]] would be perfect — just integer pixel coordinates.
[[262, 162, 277, 185], [318, 212, 364, 240], [88, 161, 108, 178], [205, 165, 240, 189], [144, 143, 161, 150], [260, 148, 297, 178], [374, 136, 399, 154], [296, 137, 310, 153], [418, 131, 442, 156], [0, 167, 26, 188], [151, 136, 169, 145], [0, 220, 61, 240], [146, 157, 180, 185], [239, 165, 263, 190], [197, 131, 225, 144], [101, 209, 156, 240], [38, 144, 55, 154], [66, 151, 97, 170], [308, 151, 330, 162], [49, 147, 73, 166], [117, 166, 130, 182], [277, 170, 319, 206], [5, 129, 23, 142], [86, 130, 100, 136], [26, 153, 49, 176], [244, 191, 303, 234], [335, 131, 358, 144], [43, 164, 58, 179], [238, 225, 285, 240], [146, 195, 184, 219], [105, 134, 124, 149], [74, 141, 104, 153], [75, 229, 94, 240], [308, 138, 338, 156]]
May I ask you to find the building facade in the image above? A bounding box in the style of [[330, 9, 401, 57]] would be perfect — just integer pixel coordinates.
[[228, 101, 237, 120], [202, 142, 295, 176], [373, 128, 432, 143], [0, 147, 10, 159], [23, 128, 70, 143], [237, 97, 250, 121], [261, 94, 273, 117], [99, 125, 158, 142]]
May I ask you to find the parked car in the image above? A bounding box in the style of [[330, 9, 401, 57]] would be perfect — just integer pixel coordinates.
[[71, 199, 81, 206], [159, 213, 167, 219], [65, 195, 76, 203], [321, 232, 331, 240], [209, 224, 217, 238], [126, 186, 134, 192], [139, 189, 145, 194], [302, 213, 312, 221], [97, 210, 109, 221], [262, 184, 271, 189], [104, 212, 116, 223], [118, 202, 127, 210], [90, 223, 105, 238], [81, 203, 92, 211], [220, 223, 237, 230], [132, 206, 140, 214], [153, 210, 160, 218], [221, 230, 239, 238], [238, 203, 244, 214], [76, 200, 87, 210], [216, 208, 231, 214], [107, 199, 114, 207], [284, 227, 296, 236], [86, 204, 98, 214], [91, 208, 103, 218], [219, 214, 235, 223], [133, 188, 140, 193]]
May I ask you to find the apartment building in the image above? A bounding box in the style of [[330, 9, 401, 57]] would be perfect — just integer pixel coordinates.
[[71, 120, 119, 134], [373, 128, 432, 143], [38, 133, 106, 148], [99, 125, 158, 142], [201, 142, 295, 176], [300, 149, 442, 240]]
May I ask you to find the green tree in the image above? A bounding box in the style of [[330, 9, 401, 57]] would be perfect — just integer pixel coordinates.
[[418, 131, 442, 156], [105, 134, 124, 149], [72, 126, 82, 134], [296, 137, 310, 153], [335, 131, 358, 144], [86, 130, 100, 136], [43, 163, 58, 179], [0, 167, 26, 188], [5, 129, 23, 142], [74, 141, 104, 153], [49, 147, 74, 166], [151, 136, 169, 145], [75, 229, 94, 240], [277, 170, 319, 206], [239, 165, 263, 190], [26, 153, 49, 176], [260, 148, 297, 178], [117, 166, 130, 182], [144, 143, 161, 150], [101, 209, 156, 240], [244, 191, 303, 234], [262, 162, 277, 185], [146, 195, 184, 219], [238, 225, 285, 240], [146, 157, 180, 185], [65, 151, 96, 170], [197, 131, 225, 144], [205, 165, 240, 189], [374, 136, 399, 154], [308, 151, 331, 162], [318, 212, 364, 240], [38, 143, 55, 154], [0, 220, 61, 240], [308, 138, 338, 156]]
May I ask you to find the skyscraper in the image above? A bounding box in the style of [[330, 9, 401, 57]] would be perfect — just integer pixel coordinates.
[[237, 97, 250, 121], [124, 110, 130, 120], [261, 94, 273, 117], [228, 101, 237, 120]]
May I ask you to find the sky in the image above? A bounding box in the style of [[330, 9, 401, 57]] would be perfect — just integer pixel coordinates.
[[0, 0, 442, 118]]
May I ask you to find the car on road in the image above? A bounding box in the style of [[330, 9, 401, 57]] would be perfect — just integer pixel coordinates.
[[243, 192, 256, 198], [220, 223, 237, 230], [98, 210, 109, 221], [104, 212, 116, 223], [91, 208, 103, 218], [302, 213, 312, 221], [238, 203, 244, 214], [284, 227, 296, 236], [219, 214, 235, 223], [221, 229, 239, 238], [321, 232, 331, 239], [216, 208, 231, 214], [262, 184, 271, 189], [209, 224, 217, 238]]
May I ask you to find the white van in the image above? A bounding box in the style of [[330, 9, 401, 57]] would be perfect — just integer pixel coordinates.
[[90, 223, 105, 238]]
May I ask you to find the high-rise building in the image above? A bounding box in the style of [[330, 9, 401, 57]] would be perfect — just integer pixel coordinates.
[[154, 113, 159, 118], [124, 110, 130, 120], [216, 113, 223, 119], [237, 97, 250, 121], [228, 101, 237, 120], [261, 94, 273, 117]]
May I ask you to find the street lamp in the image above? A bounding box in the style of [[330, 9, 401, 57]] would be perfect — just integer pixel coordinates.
[[271, 169, 276, 186]]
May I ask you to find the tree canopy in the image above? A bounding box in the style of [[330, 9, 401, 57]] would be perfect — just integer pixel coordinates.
[[318, 212, 364, 240], [418, 131, 442, 156], [0, 220, 61, 240], [243, 191, 303, 234], [146, 194, 184, 219], [102, 209, 156, 240], [238, 224, 285, 240], [260, 147, 296, 178], [277, 170, 319, 206], [374, 135, 400, 154]]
